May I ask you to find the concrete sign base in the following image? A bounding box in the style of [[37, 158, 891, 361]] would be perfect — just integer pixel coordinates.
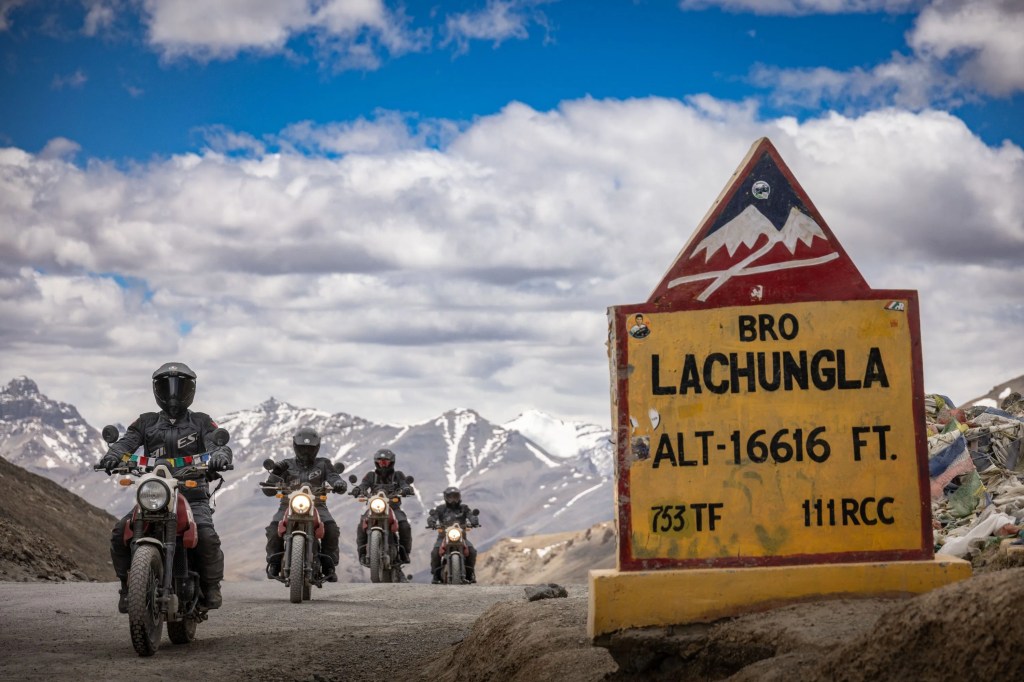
[[588, 556, 971, 639]]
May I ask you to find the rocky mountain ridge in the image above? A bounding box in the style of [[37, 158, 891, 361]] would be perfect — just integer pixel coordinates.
[[0, 455, 117, 581]]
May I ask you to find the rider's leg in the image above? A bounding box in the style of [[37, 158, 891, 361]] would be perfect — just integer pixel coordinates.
[[398, 519, 413, 560], [321, 521, 340, 581], [191, 503, 224, 609], [356, 521, 368, 565], [265, 513, 284, 578], [466, 541, 478, 583], [430, 536, 443, 583], [195, 524, 224, 608], [110, 513, 132, 613]]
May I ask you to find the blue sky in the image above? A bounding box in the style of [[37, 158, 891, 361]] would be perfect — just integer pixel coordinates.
[[1, 0, 1022, 429]]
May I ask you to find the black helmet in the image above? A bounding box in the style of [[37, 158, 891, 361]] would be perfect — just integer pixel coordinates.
[[373, 448, 395, 471], [443, 486, 461, 508], [293, 427, 321, 465], [152, 362, 196, 419]]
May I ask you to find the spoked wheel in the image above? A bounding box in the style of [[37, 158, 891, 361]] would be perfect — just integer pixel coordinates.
[[167, 616, 197, 644], [289, 535, 306, 604], [368, 533, 384, 584], [447, 553, 465, 585], [128, 544, 165, 656]]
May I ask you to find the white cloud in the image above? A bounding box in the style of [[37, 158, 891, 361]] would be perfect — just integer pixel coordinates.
[[82, 0, 118, 36], [751, 55, 959, 111], [750, 0, 1024, 108], [678, 0, 924, 14], [38, 137, 81, 161], [1, 97, 1021, 429], [909, 0, 1024, 97], [0, 0, 27, 31], [51, 68, 88, 90], [141, 0, 428, 67], [442, 0, 548, 53]]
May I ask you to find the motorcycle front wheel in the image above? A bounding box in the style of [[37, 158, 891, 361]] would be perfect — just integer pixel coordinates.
[[447, 553, 465, 585], [127, 544, 165, 656], [289, 535, 306, 603], [368, 532, 384, 583]]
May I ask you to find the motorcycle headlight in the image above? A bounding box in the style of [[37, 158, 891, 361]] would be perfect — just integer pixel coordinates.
[[446, 527, 463, 543], [290, 494, 312, 514], [137, 480, 171, 511], [369, 498, 387, 514]]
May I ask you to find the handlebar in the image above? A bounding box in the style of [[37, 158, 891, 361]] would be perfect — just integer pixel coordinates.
[[259, 481, 336, 495], [95, 459, 233, 477]]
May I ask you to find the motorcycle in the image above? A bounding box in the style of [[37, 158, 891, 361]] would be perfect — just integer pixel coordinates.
[[259, 458, 345, 603], [428, 510, 480, 585], [95, 424, 232, 657], [348, 474, 415, 583]]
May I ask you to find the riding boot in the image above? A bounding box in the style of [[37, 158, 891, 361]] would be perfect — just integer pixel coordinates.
[[117, 578, 128, 613], [321, 555, 338, 582], [202, 583, 222, 609], [266, 560, 281, 579]]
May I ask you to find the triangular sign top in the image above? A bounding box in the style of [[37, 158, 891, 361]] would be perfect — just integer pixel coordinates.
[[649, 138, 869, 309]]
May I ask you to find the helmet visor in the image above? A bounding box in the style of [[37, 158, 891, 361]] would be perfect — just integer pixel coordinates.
[[154, 375, 195, 406], [444, 493, 461, 505]]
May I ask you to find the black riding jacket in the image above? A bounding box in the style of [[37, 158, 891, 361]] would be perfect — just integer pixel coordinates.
[[263, 456, 344, 508], [105, 410, 232, 505], [429, 503, 478, 528], [358, 469, 412, 508]]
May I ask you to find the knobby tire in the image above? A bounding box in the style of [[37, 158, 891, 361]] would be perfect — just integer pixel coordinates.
[[127, 544, 164, 656], [289, 535, 306, 604], [448, 552, 465, 585], [369, 532, 384, 584]]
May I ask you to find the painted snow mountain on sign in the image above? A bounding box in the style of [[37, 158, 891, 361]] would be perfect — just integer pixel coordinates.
[[675, 205, 838, 302], [0, 377, 614, 582], [650, 138, 870, 307]]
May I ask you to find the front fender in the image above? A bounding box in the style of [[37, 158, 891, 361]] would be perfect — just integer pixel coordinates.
[[133, 537, 164, 550]]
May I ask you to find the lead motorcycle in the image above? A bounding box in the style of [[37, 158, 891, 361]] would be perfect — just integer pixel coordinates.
[[348, 474, 415, 583], [427, 509, 480, 585], [259, 458, 345, 603], [95, 424, 232, 657]]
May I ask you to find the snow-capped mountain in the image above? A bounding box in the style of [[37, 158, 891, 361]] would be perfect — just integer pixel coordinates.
[[0, 377, 614, 582], [503, 409, 613, 477], [0, 377, 100, 483]]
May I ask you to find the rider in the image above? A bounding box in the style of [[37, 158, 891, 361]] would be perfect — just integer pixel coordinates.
[[427, 486, 479, 583], [354, 448, 414, 566], [262, 427, 347, 581], [99, 362, 232, 612]]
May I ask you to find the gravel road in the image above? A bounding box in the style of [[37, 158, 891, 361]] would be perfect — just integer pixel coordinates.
[[0, 580, 531, 681]]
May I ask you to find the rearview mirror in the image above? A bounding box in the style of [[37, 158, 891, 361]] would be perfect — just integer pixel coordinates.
[[472, 508, 480, 516], [348, 474, 357, 483], [211, 428, 230, 447], [262, 459, 276, 472], [405, 475, 415, 484], [334, 461, 345, 474], [101, 425, 119, 444]]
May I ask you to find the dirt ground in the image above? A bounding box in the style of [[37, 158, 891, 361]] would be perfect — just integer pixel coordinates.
[[3, 568, 1024, 681], [419, 567, 1024, 682]]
